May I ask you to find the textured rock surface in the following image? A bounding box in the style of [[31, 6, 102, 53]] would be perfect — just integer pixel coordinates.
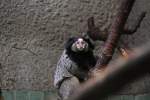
[[0, 0, 150, 95], [0, 0, 120, 90]]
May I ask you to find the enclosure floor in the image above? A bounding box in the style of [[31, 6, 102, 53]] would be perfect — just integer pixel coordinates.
[[1, 90, 150, 100], [0, 90, 58, 100]]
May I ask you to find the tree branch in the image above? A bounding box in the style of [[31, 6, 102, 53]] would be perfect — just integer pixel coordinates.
[[70, 42, 150, 100], [92, 0, 135, 69]]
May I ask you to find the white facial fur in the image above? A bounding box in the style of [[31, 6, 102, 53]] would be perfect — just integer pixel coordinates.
[[71, 38, 88, 52]]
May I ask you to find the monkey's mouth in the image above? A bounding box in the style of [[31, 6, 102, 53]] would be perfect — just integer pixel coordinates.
[[76, 43, 88, 51], [76, 44, 85, 50], [77, 47, 85, 51]]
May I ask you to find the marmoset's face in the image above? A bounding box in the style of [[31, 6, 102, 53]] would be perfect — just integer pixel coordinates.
[[71, 38, 88, 52]]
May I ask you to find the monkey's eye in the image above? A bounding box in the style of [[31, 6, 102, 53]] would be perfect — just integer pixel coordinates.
[[76, 41, 84, 44], [76, 42, 80, 44], [81, 41, 84, 44]]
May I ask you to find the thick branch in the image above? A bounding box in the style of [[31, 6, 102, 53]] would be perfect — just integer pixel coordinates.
[[95, 0, 135, 68], [70, 42, 150, 100]]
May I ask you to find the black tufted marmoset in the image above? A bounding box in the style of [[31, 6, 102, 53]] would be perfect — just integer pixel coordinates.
[[54, 36, 97, 100], [65, 37, 97, 71]]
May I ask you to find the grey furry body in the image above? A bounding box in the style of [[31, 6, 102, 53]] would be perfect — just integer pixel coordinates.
[[54, 50, 89, 99]]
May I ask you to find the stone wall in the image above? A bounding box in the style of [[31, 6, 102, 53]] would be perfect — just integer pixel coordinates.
[[0, 0, 120, 90], [0, 0, 150, 95]]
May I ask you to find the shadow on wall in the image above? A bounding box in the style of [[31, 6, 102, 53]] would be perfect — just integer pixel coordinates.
[[0, 89, 4, 100]]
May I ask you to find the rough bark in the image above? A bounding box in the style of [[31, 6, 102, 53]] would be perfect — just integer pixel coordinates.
[[70, 42, 150, 100], [93, 0, 135, 69]]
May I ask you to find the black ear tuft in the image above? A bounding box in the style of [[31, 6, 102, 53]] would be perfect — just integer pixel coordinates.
[[65, 37, 76, 50], [83, 37, 95, 50]]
